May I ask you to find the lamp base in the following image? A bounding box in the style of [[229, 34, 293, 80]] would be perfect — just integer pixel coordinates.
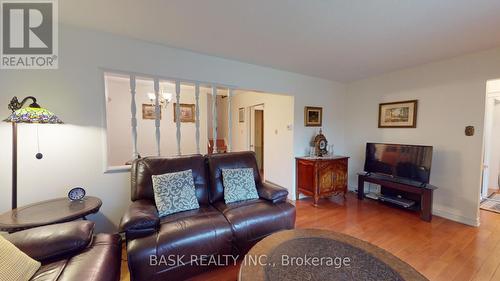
[[12, 122, 17, 210]]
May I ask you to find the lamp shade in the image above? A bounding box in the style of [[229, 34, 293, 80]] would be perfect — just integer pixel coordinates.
[[4, 106, 63, 124]]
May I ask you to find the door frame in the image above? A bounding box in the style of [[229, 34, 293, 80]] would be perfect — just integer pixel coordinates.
[[248, 103, 265, 175], [254, 109, 264, 171], [481, 90, 500, 200], [248, 103, 265, 149]]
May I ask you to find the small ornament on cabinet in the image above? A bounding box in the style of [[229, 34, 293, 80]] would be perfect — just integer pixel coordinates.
[[311, 128, 328, 157]]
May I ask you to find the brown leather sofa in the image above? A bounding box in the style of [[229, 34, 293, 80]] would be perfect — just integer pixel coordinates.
[[4, 220, 122, 281], [120, 151, 296, 281]]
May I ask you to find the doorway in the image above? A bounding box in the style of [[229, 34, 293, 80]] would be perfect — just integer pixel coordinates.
[[254, 109, 264, 173], [481, 79, 500, 210], [230, 91, 294, 192], [249, 104, 264, 176]]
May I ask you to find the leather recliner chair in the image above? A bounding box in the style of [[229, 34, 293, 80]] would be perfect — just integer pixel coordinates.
[[120, 151, 296, 281], [4, 221, 122, 281]]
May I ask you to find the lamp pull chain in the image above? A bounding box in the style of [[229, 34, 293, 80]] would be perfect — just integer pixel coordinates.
[[35, 125, 43, 160]]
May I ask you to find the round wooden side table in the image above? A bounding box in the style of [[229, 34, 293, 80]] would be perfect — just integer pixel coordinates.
[[0, 196, 102, 233]]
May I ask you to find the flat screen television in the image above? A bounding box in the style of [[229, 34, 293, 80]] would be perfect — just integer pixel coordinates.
[[364, 143, 433, 185]]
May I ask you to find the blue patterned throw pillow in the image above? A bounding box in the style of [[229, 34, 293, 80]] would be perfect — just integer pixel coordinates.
[[222, 168, 259, 204], [152, 169, 200, 217]]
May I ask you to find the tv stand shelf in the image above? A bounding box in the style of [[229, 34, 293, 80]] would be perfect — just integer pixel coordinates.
[[357, 173, 437, 222]]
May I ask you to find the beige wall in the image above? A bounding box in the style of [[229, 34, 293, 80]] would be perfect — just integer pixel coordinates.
[[345, 48, 500, 226], [230, 91, 294, 192], [217, 96, 229, 142], [207, 91, 229, 143]]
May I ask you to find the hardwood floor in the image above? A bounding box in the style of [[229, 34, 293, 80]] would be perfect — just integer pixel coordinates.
[[121, 193, 500, 281]]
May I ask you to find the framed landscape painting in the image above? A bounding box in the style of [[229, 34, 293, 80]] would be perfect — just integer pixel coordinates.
[[304, 106, 322, 127], [142, 104, 160, 120], [378, 100, 418, 128], [173, 103, 196, 123]]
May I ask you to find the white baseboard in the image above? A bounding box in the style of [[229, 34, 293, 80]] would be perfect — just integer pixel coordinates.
[[432, 206, 480, 227]]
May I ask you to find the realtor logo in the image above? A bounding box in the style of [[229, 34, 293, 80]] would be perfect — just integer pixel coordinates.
[[1, 0, 58, 69]]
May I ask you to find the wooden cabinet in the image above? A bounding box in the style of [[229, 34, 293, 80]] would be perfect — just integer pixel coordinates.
[[296, 156, 349, 206]]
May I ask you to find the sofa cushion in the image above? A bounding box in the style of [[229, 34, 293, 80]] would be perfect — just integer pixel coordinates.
[[131, 155, 210, 205], [0, 235, 40, 281], [127, 206, 233, 281], [222, 168, 259, 204], [214, 199, 296, 254], [207, 152, 262, 203], [152, 169, 200, 217], [6, 221, 94, 263], [30, 234, 121, 281]]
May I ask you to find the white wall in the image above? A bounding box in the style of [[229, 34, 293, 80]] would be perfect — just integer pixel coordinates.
[[105, 77, 208, 167], [345, 48, 500, 226], [230, 91, 295, 190], [0, 25, 346, 232]]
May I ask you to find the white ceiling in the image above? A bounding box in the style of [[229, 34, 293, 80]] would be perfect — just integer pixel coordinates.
[[60, 0, 500, 82]]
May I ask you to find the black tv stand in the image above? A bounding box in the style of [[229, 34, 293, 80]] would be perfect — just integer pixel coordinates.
[[357, 173, 437, 222]]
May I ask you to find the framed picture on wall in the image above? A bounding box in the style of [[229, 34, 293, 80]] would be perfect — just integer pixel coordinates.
[[378, 100, 418, 128], [173, 103, 196, 123], [304, 106, 322, 127], [239, 108, 245, 123], [142, 104, 161, 120]]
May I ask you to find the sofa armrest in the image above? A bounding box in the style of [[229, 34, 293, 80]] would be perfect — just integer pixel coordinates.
[[258, 182, 289, 203], [119, 200, 159, 239], [5, 221, 94, 262]]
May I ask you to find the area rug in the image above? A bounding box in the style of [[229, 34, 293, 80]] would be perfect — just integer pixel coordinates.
[[265, 237, 407, 281], [239, 229, 428, 281], [480, 193, 500, 213]]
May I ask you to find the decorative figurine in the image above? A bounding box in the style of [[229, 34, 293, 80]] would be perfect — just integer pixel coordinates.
[[312, 129, 328, 157]]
